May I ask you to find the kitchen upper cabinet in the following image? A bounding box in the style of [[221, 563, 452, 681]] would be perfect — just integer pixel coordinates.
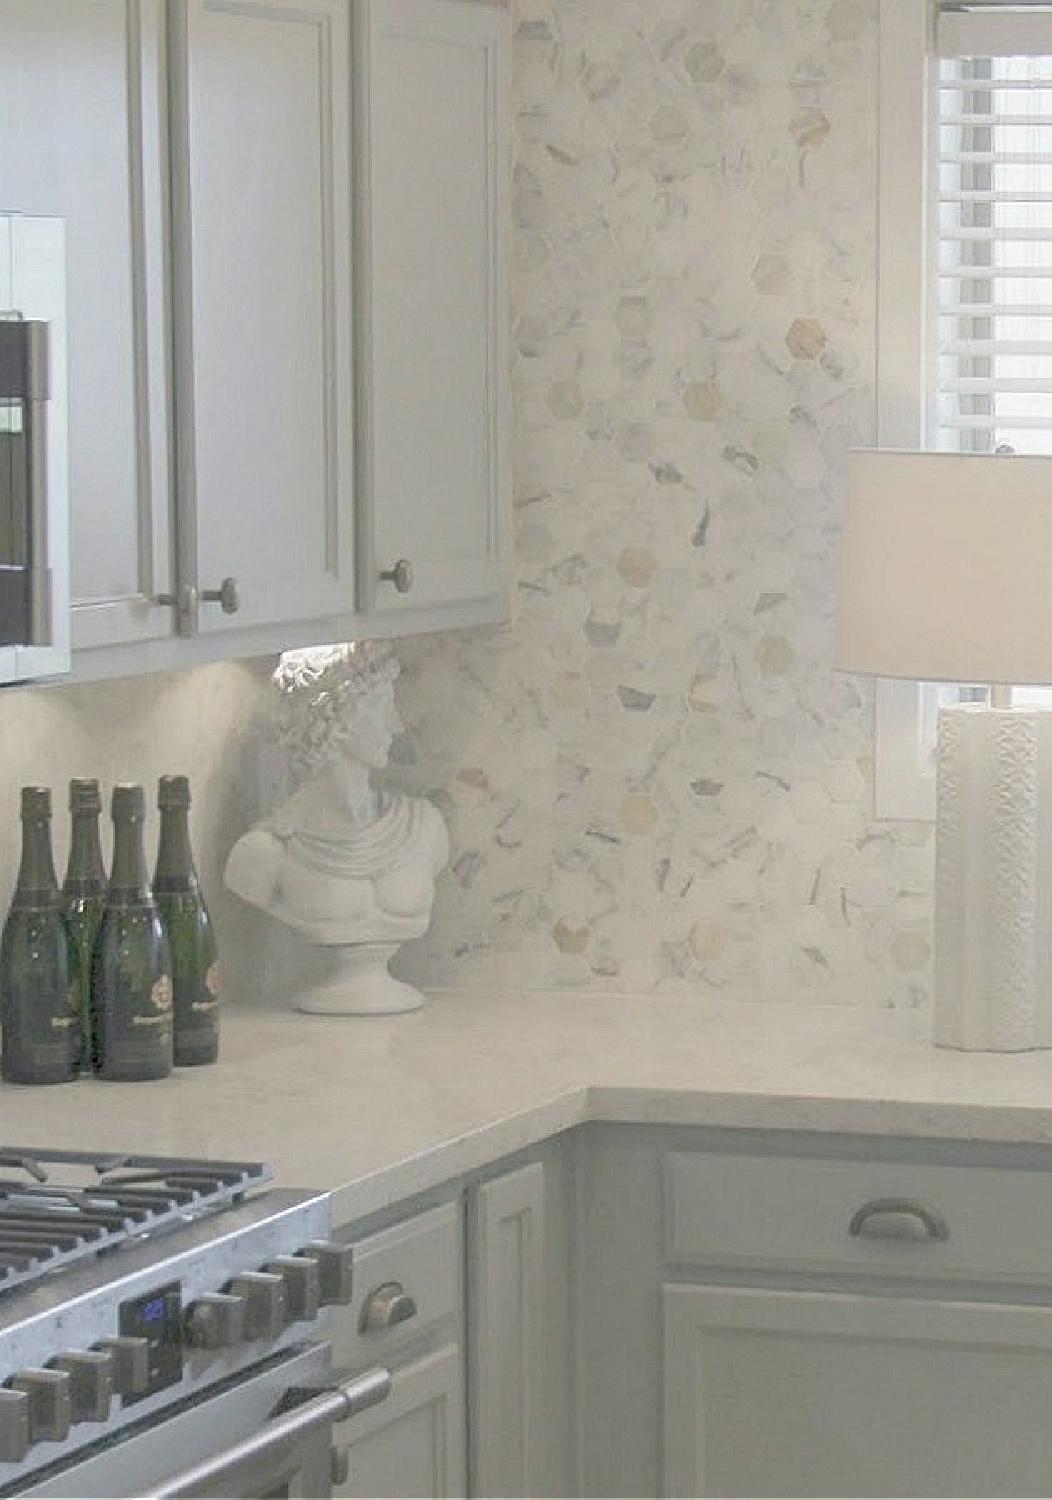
[[170, 0, 356, 645], [0, 0, 174, 655], [355, 0, 511, 626], [1, 0, 509, 681]]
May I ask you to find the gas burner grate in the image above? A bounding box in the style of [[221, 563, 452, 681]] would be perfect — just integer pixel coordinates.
[[0, 1148, 272, 1294]]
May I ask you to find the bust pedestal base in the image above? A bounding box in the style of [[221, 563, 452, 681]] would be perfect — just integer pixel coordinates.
[[294, 941, 425, 1016]]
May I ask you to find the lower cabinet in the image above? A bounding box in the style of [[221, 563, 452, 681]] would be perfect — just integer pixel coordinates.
[[336, 1343, 465, 1498], [663, 1285, 1052, 1499], [467, 1161, 547, 1498], [328, 1200, 466, 1498], [329, 1137, 576, 1498], [580, 1123, 1052, 1499], [325, 1124, 1052, 1498]]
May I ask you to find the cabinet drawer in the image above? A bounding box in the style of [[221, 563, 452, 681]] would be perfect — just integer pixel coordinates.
[[665, 1149, 1052, 1282], [332, 1201, 461, 1369]]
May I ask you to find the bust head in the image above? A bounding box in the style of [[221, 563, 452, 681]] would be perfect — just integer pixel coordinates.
[[272, 640, 402, 776]]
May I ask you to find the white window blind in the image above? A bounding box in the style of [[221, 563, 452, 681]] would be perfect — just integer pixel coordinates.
[[935, 3, 1052, 455], [872, 0, 1052, 819]]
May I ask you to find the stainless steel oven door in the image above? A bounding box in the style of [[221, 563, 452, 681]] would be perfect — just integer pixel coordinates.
[[17, 1344, 392, 1500]]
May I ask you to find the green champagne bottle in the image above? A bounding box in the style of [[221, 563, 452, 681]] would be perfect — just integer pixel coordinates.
[[61, 778, 107, 1073], [0, 786, 80, 1084], [91, 783, 173, 1081], [153, 774, 220, 1067]]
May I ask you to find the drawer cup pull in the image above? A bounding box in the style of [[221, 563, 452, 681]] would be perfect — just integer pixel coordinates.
[[360, 1280, 418, 1333], [848, 1197, 950, 1242]]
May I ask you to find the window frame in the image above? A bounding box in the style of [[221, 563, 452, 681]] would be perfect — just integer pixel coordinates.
[[874, 0, 937, 819]]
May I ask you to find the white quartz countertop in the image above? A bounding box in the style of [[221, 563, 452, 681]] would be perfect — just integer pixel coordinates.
[[6, 990, 1052, 1222]]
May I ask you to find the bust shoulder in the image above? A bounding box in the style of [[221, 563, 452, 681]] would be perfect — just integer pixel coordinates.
[[223, 823, 285, 910]]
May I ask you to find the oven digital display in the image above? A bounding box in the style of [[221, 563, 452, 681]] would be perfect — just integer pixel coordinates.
[[118, 1279, 183, 1404]]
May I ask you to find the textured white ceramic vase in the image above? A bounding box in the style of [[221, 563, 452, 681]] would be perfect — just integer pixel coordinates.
[[934, 705, 1052, 1051]]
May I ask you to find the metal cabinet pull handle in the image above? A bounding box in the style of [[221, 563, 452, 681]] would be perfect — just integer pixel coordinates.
[[379, 558, 413, 594], [153, 585, 197, 633], [848, 1197, 949, 1242], [201, 576, 240, 614], [360, 1280, 418, 1332]]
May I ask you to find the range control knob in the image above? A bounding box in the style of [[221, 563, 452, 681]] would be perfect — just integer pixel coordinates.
[[6, 1368, 71, 1444], [92, 1336, 149, 1399], [0, 1388, 29, 1463], [185, 1292, 246, 1350], [265, 1255, 320, 1324], [226, 1272, 286, 1341], [297, 1240, 354, 1306], [48, 1351, 112, 1423]]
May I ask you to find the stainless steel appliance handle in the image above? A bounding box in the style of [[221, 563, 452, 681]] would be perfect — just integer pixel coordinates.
[[143, 1365, 392, 1499]]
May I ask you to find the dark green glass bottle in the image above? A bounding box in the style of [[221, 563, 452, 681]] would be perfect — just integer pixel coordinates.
[[1, 786, 80, 1084], [62, 778, 107, 1073], [153, 775, 220, 1067], [91, 783, 173, 1081]]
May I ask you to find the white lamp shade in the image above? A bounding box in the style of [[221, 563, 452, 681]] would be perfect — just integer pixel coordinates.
[[837, 449, 1052, 684]]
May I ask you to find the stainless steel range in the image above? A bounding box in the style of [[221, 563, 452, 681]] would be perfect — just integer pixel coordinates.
[[0, 1146, 391, 1498]]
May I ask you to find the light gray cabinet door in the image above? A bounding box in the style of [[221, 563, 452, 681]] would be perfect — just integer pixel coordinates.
[[664, 1283, 1052, 1498], [170, 0, 355, 642], [336, 1343, 465, 1499], [0, 0, 174, 652], [357, 0, 510, 625], [469, 1160, 546, 1498]]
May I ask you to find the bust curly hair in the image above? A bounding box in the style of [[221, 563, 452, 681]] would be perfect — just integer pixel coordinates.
[[271, 640, 400, 775]]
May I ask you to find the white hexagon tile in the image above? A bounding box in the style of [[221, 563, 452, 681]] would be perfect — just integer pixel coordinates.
[[389, 0, 935, 1011]]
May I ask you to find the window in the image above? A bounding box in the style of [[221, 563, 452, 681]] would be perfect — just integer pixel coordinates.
[[874, 0, 1052, 819]]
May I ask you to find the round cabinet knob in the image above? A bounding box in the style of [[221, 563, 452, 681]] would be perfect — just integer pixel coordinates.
[[265, 1255, 320, 1325], [93, 1336, 149, 1399], [360, 1281, 418, 1334], [226, 1271, 286, 1341], [6, 1368, 71, 1444], [201, 576, 240, 615], [0, 1389, 29, 1464], [48, 1351, 112, 1423], [297, 1240, 354, 1307], [185, 1292, 247, 1350], [379, 558, 413, 594]]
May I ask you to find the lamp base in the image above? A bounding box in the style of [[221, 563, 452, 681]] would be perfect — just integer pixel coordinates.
[[934, 705, 1052, 1051]]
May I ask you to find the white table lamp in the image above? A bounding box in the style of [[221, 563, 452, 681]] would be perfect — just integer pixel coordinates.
[[837, 449, 1052, 1051]]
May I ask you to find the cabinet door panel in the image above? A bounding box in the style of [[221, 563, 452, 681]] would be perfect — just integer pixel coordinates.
[[0, 0, 173, 649], [173, 0, 354, 637], [360, 0, 509, 618], [470, 1161, 546, 1498], [336, 1344, 465, 1499], [664, 1283, 1052, 1498]]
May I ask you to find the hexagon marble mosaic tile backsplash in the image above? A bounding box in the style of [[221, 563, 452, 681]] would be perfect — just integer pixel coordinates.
[[0, 0, 936, 1014], [392, 0, 935, 1011]]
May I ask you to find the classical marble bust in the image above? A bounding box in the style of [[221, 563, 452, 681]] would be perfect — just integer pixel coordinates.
[[224, 642, 448, 1014]]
